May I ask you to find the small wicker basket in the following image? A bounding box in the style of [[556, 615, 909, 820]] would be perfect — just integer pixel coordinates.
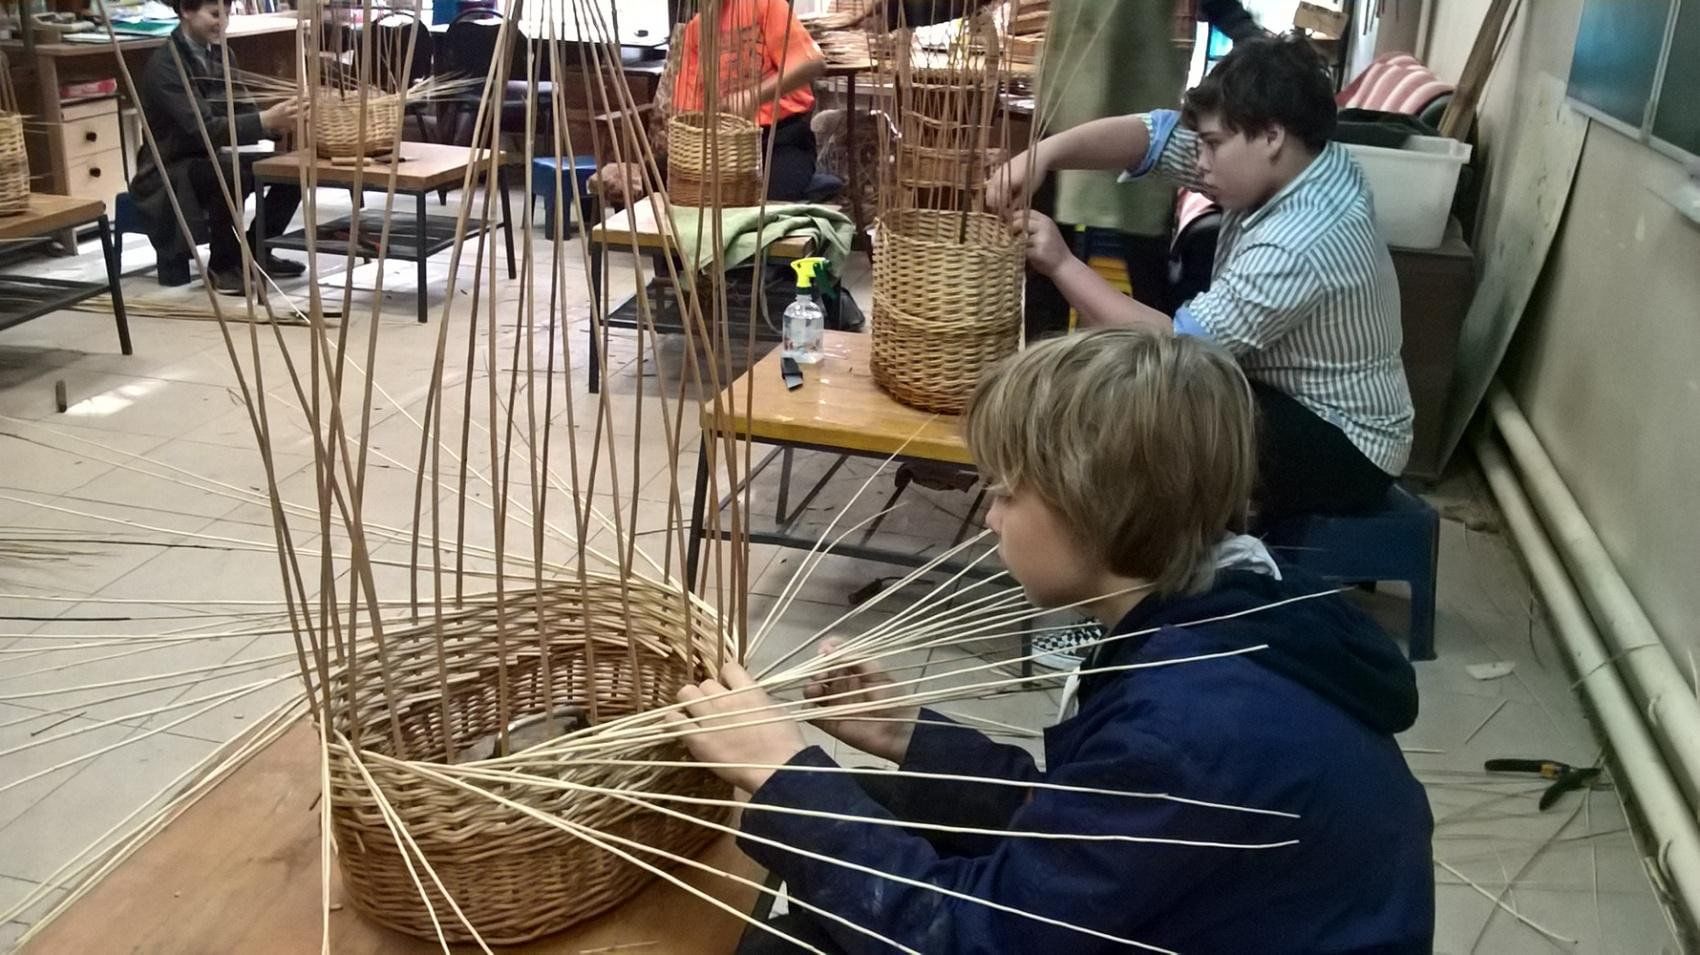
[[667, 112, 763, 207], [327, 574, 733, 944], [313, 88, 402, 159], [0, 54, 29, 217], [0, 114, 30, 217], [871, 209, 1023, 414]]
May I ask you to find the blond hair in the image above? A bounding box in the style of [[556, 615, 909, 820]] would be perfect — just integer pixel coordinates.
[[965, 330, 1257, 596]]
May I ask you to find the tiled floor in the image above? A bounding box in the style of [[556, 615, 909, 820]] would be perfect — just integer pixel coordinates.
[[0, 190, 1684, 953]]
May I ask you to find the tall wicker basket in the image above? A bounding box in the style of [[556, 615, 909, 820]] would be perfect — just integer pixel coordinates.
[[313, 88, 402, 159], [0, 56, 29, 216], [667, 112, 763, 207], [327, 574, 733, 944], [871, 209, 1023, 414]]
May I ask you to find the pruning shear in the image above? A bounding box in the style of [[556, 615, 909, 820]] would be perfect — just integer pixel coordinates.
[[1484, 758, 1605, 811]]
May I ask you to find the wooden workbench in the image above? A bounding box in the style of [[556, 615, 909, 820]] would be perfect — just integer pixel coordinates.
[[707, 329, 971, 466], [685, 330, 987, 596], [19, 720, 763, 953], [0, 193, 131, 354]]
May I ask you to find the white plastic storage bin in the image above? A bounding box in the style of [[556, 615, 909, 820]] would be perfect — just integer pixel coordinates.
[[1343, 135, 1473, 250]]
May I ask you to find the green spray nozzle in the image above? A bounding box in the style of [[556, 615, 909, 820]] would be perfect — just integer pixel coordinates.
[[791, 256, 827, 290]]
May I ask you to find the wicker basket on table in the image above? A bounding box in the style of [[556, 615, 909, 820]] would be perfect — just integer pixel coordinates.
[[326, 573, 733, 944], [313, 87, 402, 159], [0, 55, 29, 216], [871, 209, 1023, 414], [667, 112, 763, 207]]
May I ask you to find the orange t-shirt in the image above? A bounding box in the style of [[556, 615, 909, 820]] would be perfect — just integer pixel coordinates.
[[674, 0, 822, 126]]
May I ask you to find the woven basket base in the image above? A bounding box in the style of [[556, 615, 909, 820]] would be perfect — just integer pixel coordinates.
[[327, 577, 734, 944]]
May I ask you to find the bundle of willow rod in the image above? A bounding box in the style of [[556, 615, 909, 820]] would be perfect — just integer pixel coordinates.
[[667, 111, 764, 207], [326, 575, 733, 943], [0, 52, 29, 216]]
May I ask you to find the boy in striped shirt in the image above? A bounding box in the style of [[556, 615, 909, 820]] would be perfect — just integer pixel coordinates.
[[988, 35, 1414, 524]]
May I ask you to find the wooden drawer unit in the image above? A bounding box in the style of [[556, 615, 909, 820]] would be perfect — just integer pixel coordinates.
[[65, 149, 126, 216], [55, 99, 125, 217], [62, 100, 124, 163]]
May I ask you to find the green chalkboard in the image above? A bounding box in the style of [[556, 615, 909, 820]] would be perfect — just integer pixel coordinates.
[[1567, 0, 1674, 129], [1652, 0, 1700, 155]]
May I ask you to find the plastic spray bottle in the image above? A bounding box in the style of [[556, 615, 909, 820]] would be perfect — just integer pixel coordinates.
[[782, 256, 827, 365]]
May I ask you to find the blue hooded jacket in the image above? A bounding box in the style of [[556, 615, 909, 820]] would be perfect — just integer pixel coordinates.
[[739, 567, 1435, 953]]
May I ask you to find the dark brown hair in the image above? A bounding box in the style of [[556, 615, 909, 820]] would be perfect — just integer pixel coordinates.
[[1182, 33, 1337, 152]]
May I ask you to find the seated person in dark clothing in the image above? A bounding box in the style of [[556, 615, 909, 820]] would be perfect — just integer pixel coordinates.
[[671, 330, 1435, 954], [673, 0, 826, 200], [132, 0, 304, 293]]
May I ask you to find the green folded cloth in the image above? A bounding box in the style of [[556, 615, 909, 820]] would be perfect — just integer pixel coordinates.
[[664, 203, 854, 272]]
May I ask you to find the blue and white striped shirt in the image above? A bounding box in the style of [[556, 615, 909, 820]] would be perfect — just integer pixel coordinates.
[[1126, 110, 1414, 475]]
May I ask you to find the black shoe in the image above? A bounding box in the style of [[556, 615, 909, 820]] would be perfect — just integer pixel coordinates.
[[157, 257, 191, 287], [260, 253, 305, 278], [209, 268, 249, 296]]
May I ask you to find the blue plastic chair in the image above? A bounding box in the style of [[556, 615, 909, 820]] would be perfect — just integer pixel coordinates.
[[530, 155, 600, 238], [112, 191, 148, 273], [1263, 484, 1440, 661]]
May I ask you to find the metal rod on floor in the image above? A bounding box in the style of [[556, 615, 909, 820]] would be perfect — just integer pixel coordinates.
[[1477, 432, 1700, 930]]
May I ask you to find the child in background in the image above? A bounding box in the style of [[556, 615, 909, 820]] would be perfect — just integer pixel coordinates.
[[988, 35, 1415, 526], [673, 0, 826, 200], [670, 330, 1434, 954]]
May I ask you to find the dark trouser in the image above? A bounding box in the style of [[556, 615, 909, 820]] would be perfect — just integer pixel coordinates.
[[1024, 175, 1171, 342], [764, 112, 818, 202], [734, 770, 1015, 955], [1251, 380, 1395, 528], [182, 157, 302, 273]]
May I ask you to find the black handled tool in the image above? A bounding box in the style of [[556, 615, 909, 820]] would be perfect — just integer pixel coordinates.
[[1484, 758, 1604, 810]]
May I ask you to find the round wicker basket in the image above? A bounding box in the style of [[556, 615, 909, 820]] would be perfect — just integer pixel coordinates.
[[0, 113, 30, 217], [871, 209, 1023, 414], [327, 574, 732, 944], [313, 88, 402, 159], [667, 112, 763, 207]]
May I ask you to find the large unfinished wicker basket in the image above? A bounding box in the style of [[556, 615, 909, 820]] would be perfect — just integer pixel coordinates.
[[871, 209, 1023, 414], [326, 574, 732, 944], [313, 88, 402, 159], [0, 113, 28, 217], [668, 112, 763, 207]]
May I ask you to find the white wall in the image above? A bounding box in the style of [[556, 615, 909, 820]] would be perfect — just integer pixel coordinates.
[[1423, 0, 1700, 661]]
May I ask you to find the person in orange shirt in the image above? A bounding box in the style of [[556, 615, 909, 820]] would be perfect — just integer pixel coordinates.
[[674, 0, 827, 200]]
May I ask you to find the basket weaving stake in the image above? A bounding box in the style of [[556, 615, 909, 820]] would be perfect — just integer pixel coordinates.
[[521, 20, 559, 742], [89, 4, 331, 724]]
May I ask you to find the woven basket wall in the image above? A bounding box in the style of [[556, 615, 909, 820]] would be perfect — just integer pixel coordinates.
[[313, 88, 402, 159], [871, 209, 1023, 414], [326, 574, 732, 944], [0, 114, 29, 216], [667, 112, 762, 207], [896, 143, 1007, 193]]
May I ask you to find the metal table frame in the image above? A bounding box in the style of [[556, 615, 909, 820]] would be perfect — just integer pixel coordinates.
[[0, 215, 131, 355], [252, 168, 517, 325]]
